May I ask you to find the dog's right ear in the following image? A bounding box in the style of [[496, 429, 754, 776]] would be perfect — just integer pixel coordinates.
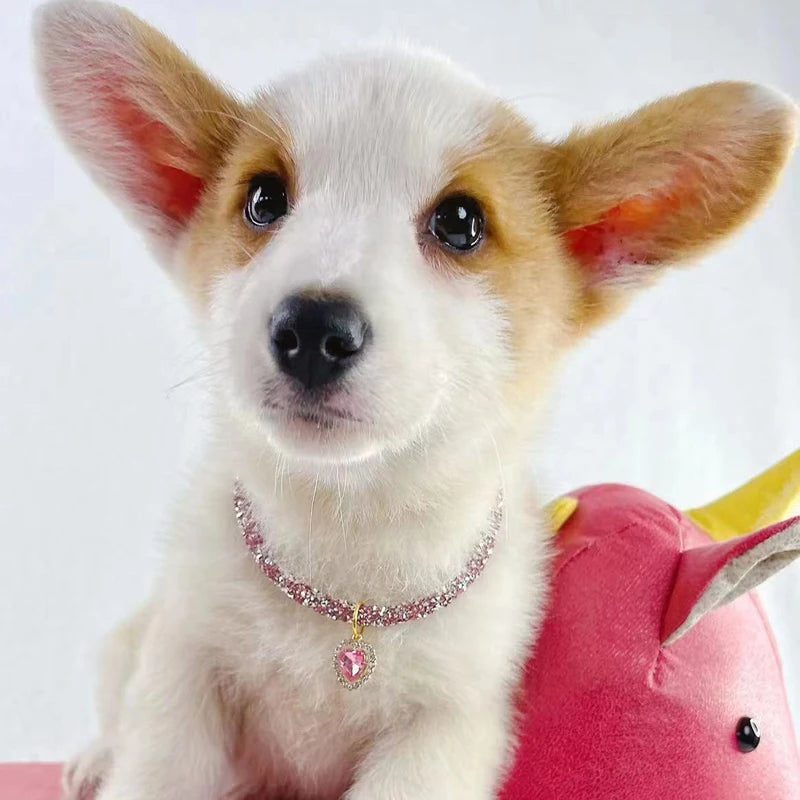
[[34, 1, 243, 263]]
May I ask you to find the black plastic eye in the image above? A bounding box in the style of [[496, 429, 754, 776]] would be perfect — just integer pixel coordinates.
[[428, 195, 484, 251], [244, 174, 288, 228], [736, 717, 761, 753]]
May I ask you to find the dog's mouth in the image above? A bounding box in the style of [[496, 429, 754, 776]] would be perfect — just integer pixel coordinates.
[[263, 397, 365, 432], [253, 380, 382, 462], [288, 405, 363, 430]]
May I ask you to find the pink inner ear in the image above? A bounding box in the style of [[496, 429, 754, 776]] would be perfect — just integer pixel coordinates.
[[103, 83, 205, 225], [564, 163, 701, 282], [564, 195, 675, 281]]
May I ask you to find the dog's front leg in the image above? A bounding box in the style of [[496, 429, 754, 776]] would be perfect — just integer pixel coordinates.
[[95, 615, 235, 800], [345, 704, 510, 800]]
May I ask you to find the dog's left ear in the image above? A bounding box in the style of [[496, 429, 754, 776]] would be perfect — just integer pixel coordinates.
[[542, 82, 798, 326]]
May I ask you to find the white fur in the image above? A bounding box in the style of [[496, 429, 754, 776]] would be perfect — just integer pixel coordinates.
[[36, 4, 551, 799], [159, 49, 547, 800]]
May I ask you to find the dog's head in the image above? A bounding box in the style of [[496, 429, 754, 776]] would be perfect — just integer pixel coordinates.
[[35, 2, 797, 476]]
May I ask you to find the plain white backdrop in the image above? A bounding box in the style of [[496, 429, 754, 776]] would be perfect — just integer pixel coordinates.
[[2, 0, 799, 761]]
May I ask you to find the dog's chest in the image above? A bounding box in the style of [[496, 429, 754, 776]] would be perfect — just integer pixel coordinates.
[[229, 606, 443, 796], [216, 530, 543, 797], [184, 483, 546, 796]]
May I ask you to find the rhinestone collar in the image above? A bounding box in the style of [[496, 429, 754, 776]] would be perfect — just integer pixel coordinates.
[[233, 485, 503, 689]]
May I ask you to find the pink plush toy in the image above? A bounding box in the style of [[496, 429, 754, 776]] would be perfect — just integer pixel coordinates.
[[499, 452, 800, 799], [4, 456, 799, 799]]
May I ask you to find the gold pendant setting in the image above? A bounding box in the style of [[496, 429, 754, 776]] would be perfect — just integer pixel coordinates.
[[333, 602, 376, 690]]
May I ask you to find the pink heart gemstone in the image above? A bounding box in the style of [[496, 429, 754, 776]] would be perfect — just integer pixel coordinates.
[[337, 646, 367, 683]]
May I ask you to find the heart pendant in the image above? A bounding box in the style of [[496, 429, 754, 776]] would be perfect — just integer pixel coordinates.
[[333, 637, 376, 690]]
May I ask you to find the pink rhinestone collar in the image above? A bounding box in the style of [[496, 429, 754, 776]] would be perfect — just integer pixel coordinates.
[[233, 487, 504, 629]]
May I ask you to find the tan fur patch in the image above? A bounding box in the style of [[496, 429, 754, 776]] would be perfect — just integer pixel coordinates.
[[544, 83, 797, 243], [180, 106, 295, 299], [129, 17, 244, 182], [428, 107, 583, 405]]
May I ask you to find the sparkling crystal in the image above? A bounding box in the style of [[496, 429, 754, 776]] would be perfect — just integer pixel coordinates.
[[337, 647, 367, 682], [234, 484, 503, 635]]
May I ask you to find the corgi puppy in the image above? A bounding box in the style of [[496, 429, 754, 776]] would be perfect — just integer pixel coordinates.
[[34, 2, 797, 798]]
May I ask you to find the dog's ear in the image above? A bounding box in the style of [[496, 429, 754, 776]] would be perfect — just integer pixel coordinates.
[[542, 82, 798, 327], [34, 1, 243, 263]]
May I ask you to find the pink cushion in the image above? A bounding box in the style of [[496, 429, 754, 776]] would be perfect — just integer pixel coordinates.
[[0, 763, 62, 799]]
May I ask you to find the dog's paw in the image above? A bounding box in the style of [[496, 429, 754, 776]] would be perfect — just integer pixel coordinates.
[[62, 740, 111, 800]]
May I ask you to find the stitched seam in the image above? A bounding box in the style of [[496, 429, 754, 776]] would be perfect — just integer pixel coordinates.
[[553, 541, 594, 579], [559, 513, 676, 686]]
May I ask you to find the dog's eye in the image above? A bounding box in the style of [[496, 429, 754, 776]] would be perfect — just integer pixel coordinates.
[[428, 195, 484, 251], [244, 174, 288, 228], [735, 717, 761, 753]]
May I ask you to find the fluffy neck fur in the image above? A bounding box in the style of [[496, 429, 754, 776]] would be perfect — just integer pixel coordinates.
[[217, 407, 535, 606]]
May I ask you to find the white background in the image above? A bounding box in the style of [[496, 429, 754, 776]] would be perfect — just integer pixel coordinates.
[[2, 0, 799, 761]]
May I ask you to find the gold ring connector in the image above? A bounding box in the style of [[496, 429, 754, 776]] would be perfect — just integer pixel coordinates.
[[352, 602, 365, 641]]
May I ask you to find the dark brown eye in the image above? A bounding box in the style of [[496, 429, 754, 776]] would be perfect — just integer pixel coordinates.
[[428, 195, 484, 251], [244, 174, 288, 228]]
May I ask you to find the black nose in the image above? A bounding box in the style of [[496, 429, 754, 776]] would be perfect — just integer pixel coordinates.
[[269, 295, 370, 390]]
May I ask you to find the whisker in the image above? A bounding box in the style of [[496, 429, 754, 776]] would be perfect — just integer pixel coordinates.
[[335, 465, 348, 550], [308, 471, 320, 575], [165, 365, 223, 395], [229, 237, 257, 262]]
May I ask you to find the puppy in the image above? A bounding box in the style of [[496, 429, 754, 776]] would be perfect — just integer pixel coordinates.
[[34, 2, 797, 798]]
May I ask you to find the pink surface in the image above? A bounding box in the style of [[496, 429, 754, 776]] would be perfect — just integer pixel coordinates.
[[5, 487, 799, 799], [0, 763, 61, 799], [499, 485, 800, 799]]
